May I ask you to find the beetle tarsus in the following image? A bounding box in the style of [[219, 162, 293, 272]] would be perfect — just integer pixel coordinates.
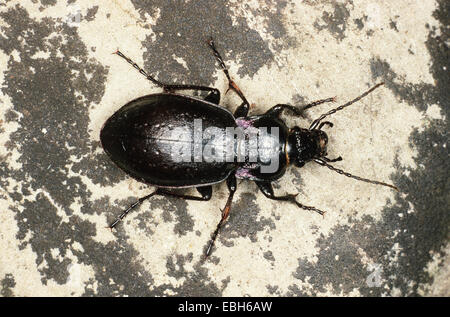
[[205, 221, 222, 257], [108, 192, 157, 229], [205, 207, 231, 258], [114, 49, 166, 88], [204, 176, 236, 258], [292, 198, 326, 216]]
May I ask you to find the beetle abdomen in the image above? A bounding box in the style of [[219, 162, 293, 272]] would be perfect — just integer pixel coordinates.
[[100, 94, 238, 187]]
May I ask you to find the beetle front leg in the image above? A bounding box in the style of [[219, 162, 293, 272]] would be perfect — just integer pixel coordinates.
[[265, 97, 335, 119], [255, 181, 326, 216], [205, 175, 237, 257]]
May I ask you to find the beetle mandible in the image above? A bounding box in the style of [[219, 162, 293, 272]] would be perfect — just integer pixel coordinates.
[[101, 39, 397, 257]]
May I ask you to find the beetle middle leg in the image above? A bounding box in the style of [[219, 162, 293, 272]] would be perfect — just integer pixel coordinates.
[[207, 38, 250, 117], [255, 181, 326, 216], [108, 186, 213, 229], [205, 175, 237, 257]]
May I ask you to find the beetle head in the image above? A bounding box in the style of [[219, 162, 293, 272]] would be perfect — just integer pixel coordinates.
[[287, 127, 328, 167]]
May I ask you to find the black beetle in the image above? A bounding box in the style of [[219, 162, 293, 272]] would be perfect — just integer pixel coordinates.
[[101, 39, 397, 257]]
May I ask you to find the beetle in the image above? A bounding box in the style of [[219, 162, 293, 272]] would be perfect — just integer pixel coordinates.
[[101, 39, 397, 257]]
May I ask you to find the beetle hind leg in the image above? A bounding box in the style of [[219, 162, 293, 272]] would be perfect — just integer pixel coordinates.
[[114, 50, 166, 88], [108, 191, 157, 229], [108, 186, 213, 229], [114, 49, 221, 97]]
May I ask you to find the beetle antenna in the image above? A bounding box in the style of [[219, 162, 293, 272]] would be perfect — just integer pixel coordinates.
[[309, 83, 384, 130], [314, 158, 398, 191]]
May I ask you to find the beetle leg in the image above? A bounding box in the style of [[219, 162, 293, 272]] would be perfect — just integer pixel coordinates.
[[108, 192, 157, 229], [255, 181, 326, 216], [205, 175, 237, 257], [323, 156, 342, 163], [264, 97, 335, 119], [114, 50, 166, 88], [207, 38, 251, 117], [264, 104, 305, 118], [156, 188, 213, 201], [114, 49, 221, 97], [108, 187, 213, 229]]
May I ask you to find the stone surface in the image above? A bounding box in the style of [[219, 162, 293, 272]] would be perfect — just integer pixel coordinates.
[[0, 0, 448, 296]]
